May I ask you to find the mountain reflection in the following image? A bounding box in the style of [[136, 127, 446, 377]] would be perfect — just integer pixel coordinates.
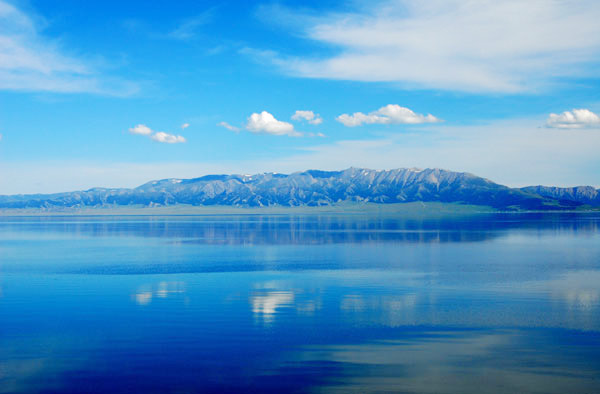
[[1, 213, 598, 245]]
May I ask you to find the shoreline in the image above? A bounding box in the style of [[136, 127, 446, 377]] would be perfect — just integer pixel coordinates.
[[1, 202, 598, 217]]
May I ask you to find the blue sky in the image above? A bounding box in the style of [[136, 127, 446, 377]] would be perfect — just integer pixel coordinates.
[[0, 0, 599, 193]]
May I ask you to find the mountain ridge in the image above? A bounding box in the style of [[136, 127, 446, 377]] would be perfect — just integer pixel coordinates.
[[1, 167, 598, 211]]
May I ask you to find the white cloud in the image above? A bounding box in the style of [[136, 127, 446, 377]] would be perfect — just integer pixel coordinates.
[[337, 104, 440, 127], [257, 0, 600, 93], [217, 121, 240, 132], [181, 123, 190, 129], [129, 124, 153, 135], [246, 111, 301, 136], [291, 110, 323, 125], [150, 131, 186, 144], [3, 117, 600, 194], [129, 124, 186, 143], [0, 1, 137, 95], [546, 109, 600, 129]]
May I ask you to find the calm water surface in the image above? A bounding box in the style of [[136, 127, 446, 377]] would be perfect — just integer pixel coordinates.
[[1, 213, 599, 393]]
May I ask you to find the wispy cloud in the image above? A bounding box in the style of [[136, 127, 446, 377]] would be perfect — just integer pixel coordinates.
[[254, 0, 600, 93], [546, 109, 600, 129], [181, 123, 190, 129], [292, 110, 323, 125], [337, 105, 440, 127], [217, 121, 240, 132], [167, 9, 214, 40], [0, 0, 138, 96], [129, 124, 186, 144], [246, 111, 301, 137]]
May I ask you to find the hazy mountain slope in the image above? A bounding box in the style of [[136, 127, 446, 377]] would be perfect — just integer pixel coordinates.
[[520, 186, 600, 206], [0, 168, 594, 211]]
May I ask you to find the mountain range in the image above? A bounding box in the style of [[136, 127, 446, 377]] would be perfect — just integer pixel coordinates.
[[1, 168, 598, 211]]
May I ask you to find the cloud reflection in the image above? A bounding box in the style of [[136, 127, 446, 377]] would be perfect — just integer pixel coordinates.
[[541, 271, 600, 323], [564, 290, 599, 309], [133, 281, 185, 306], [135, 292, 152, 305], [292, 330, 599, 393], [251, 291, 294, 323], [296, 299, 321, 315], [341, 293, 420, 327], [515, 270, 600, 312]]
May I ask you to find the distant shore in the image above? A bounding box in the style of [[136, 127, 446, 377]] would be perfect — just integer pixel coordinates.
[[1, 202, 597, 217]]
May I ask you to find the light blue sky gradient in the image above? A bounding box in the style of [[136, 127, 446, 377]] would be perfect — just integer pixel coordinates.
[[0, 0, 599, 193]]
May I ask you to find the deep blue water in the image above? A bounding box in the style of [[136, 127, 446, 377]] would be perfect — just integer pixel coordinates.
[[1, 213, 600, 393]]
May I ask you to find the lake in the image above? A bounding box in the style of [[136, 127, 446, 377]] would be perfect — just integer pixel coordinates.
[[1, 213, 599, 393]]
